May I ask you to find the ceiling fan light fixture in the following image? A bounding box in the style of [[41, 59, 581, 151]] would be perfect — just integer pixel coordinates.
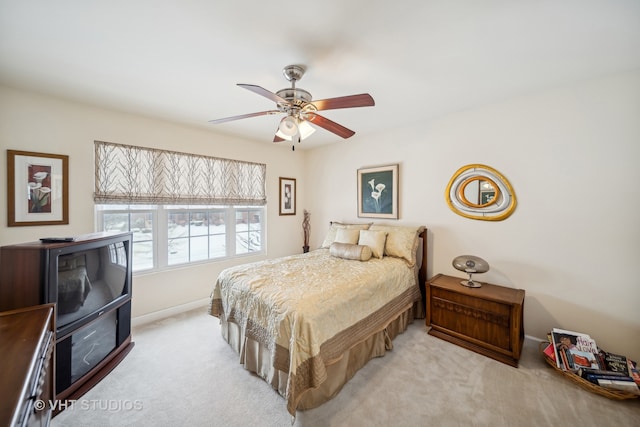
[[297, 120, 316, 139], [278, 116, 298, 136], [276, 117, 316, 141]]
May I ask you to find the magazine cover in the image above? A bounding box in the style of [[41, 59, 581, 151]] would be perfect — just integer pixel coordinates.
[[551, 328, 599, 371]]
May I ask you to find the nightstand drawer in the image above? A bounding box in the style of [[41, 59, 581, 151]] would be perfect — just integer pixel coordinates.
[[430, 294, 511, 350], [431, 287, 512, 317]]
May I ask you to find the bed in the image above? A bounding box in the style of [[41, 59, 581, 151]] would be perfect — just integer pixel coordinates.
[[209, 223, 428, 417]]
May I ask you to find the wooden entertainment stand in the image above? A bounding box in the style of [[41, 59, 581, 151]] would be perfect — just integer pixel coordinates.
[[0, 232, 134, 413], [426, 274, 525, 367]]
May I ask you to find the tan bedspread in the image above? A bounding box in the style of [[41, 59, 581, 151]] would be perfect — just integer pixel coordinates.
[[210, 248, 421, 415]]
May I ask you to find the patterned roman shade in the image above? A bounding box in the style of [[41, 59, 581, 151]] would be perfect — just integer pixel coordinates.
[[94, 141, 266, 205]]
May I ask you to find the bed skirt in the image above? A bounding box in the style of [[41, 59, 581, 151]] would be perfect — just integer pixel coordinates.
[[219, 300, 421, 412]]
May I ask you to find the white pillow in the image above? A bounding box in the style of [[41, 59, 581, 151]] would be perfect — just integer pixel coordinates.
[[334, 228, 361, 244], [358, 230, 387, 259], [321, 222, 372, 248], [329, 242, 372, 261], [369, 225, 425, 266]]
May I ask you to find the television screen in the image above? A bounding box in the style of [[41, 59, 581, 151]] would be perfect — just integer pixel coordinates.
[[56, 241, 129, 331]]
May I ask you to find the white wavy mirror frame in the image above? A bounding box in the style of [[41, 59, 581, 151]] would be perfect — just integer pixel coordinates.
[[445, 164, 517, 221]]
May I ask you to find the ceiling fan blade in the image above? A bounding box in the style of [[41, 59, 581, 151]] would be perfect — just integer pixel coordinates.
[[208, 110, 279, 124], [273, 131, 285, 143], [238, 84, 289, 105], [310, 93, 375, 111], [306, 113, 355, 139]]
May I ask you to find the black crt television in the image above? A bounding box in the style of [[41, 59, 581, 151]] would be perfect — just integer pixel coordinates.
[[44, 232, 133, 397], [46, 233, 132, 338]]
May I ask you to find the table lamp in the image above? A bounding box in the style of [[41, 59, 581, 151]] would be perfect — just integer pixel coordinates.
[[452, 255, 489, 288]]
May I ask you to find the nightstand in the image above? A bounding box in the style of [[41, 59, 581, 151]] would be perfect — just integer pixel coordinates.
[[426, 273, 525, 367]]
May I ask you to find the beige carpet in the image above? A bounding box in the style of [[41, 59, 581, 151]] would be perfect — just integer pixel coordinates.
[[51, 307, 640, 427]]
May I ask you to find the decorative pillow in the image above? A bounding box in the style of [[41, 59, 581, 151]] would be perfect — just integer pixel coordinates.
[[369, 225, 425, 266], [321, 222, 372, 248], [334, 228, 361, 244], [358, 229, 387, 259], [330, 242, 372, 261]]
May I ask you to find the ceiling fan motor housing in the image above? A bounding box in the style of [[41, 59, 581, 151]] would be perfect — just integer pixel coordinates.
[[275, 88, 313, 111]]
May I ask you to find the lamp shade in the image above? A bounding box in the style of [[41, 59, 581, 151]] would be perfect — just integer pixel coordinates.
[[452, 255, 489, 288], [276, 118, 316, 141], [278, 116, 298, 136]]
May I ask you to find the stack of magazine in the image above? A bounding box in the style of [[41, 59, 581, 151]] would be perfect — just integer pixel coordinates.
[[543, 328, 640, 395]]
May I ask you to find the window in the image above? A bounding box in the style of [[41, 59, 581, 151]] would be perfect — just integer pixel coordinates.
[[234, 208, 263, 255], [96, 205, 265, 272], [93, 141, 267, 273]]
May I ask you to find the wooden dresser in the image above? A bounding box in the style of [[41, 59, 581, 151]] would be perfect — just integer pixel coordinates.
[[426, 274, 525, 367], [0, 304, 55, 427]]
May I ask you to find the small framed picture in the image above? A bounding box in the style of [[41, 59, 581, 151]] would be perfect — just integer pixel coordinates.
[[7, 150, 69, 226], [357, 164, 398, 219], [279, 177, 296, 215]]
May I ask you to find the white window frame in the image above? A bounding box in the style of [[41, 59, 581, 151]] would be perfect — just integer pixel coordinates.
[[95, 204, 265, 273]]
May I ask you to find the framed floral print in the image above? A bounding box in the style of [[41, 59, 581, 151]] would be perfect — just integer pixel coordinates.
[[7, 150, 69, 226], [357, 164, 398, 219], [279, 177, 296, 215]]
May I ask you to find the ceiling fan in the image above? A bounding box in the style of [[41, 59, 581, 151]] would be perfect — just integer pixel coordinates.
[[209, 65, 375, 149]]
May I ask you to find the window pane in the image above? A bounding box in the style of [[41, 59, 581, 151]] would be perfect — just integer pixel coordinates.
[[168, 237, 189, 265], [168, 212, 189, 235], [209, 234, 226, 258], [248, 209, 261, 252], [209, 210, 226, 229], [249, 210, 261, 231], [191, 236, 208, 262], [208, 210, 226, 259], [235, 210, 248, 254], [131, 212, 153, 270], [133, 241, 154, 271], [103, 211, 154, 271], [190, 212, 207, 236], [103, 213, 129, 232], [131, 212, 153, 242], [168, 211, 188, 264], [131, 212, 152, 231], [248, 229, 261, 252], [235, 208, 262, 254]]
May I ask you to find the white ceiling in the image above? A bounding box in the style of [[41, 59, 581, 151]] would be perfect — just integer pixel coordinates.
[[1, 1, 639, 149]]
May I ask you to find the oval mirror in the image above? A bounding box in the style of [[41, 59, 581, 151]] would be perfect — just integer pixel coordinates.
[[445, 164, 516, 221]]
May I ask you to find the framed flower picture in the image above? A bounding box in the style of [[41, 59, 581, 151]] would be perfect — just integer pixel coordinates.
[[7, 150, 69, 226], [357, 164, 398, 219], [279, 177, 296, 215]]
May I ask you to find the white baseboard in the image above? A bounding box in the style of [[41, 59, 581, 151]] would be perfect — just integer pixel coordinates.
[[525, 334, 545, 343], [131, 297, 210, 328]]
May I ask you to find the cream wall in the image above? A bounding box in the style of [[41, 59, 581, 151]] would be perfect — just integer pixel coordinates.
[[0, 85, 307, 319], [2, 70, 639, 360], [304, 70, 640, 360]]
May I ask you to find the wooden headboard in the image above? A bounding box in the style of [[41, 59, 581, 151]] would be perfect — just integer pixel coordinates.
[[418, 228, 429, 313], [418, 228, 428, 285]]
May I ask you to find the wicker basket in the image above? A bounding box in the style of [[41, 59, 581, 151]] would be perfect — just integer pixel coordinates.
[[539, 342, 639, 400]]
